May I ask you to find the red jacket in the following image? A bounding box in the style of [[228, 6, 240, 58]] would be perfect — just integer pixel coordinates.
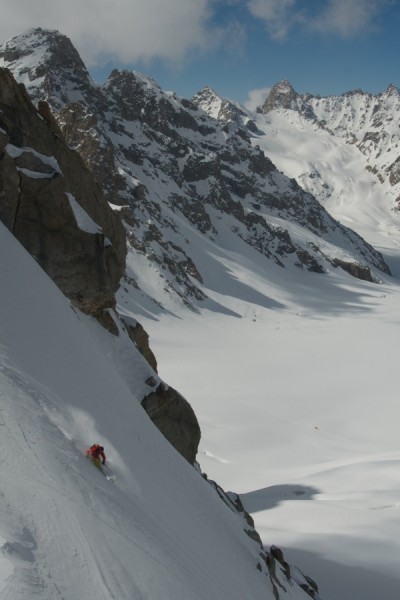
[[86, 444, 106, 464]]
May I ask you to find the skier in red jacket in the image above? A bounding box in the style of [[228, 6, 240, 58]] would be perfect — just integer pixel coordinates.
[[86, 443, 106, 467]]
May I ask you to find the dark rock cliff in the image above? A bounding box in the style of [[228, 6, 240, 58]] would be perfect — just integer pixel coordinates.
[[0, 67, 126, 315]]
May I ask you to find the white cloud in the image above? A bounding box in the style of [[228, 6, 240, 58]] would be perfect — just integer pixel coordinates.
[[309, 0, 390, 37], [222, 19, 247, 58], [244, 86, 271, 110], [0, 0, 218, 67], [247, 0, 297, 40], [246, 0, 393, 40]]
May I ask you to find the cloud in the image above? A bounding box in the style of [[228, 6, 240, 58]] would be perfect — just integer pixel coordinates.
[[247, 0, 297, 40], [246, 0, 393, 40], [309, 0, 392, 38], [221, 19, 247, 58], [244, 86, 271, 110], [0, 0, 218, 67]]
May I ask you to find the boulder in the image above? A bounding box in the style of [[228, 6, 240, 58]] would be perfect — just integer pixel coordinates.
[[142, 383, 201, 465]]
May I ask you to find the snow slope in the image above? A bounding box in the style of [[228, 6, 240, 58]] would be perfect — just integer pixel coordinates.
[[0, 221, 311, 600], [251, 108, 400, 249]]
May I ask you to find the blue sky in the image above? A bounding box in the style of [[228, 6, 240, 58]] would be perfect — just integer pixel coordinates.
[[2, 0, 399, 107]]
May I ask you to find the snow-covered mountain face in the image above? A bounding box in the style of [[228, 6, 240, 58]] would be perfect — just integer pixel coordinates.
[[0, 29, 392, 313], [235, 80, 400, 257]]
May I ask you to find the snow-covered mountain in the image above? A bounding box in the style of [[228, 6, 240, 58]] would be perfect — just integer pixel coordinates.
[[260, 79, 400, 207], [214, 80, 400, 258], [0, 28, 392, 314]]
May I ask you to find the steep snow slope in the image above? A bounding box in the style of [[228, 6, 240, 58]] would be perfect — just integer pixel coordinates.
[[251, 108, 400, 250], [0, 222, 312, 600]]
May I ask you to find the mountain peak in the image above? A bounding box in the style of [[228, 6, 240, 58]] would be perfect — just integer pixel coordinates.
[[106, 68, 161, 93], [196, 84, 219, 97], [261, 79, 299, 113], [192, 86, 249, 128], [0, 27, 85, 73], [192, 85, 224, 116], [384, 83, 399, 96], [0, 27, 91, 110], [273, 79, 296, 93]]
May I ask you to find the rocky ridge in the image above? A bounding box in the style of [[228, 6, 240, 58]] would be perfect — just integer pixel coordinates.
[[0, 29, 391, 314]]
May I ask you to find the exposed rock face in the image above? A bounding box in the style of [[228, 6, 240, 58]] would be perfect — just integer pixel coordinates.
[[142, 383, 201, 465], [0, 67, 126, 314], [123, 318, 158, 372], [262, 80, 301, 113]]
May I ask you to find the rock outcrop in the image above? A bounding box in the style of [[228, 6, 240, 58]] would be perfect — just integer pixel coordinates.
[[123, 318, 158, 372], [262, 80, 301, 113], [142, 383, 201, 465], [0, 67, 126, 315]]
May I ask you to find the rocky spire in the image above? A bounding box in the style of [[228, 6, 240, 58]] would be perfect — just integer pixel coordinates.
[[261, 79, 299, 113]]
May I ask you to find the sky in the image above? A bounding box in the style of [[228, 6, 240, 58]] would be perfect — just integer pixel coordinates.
[[1, 0, 399, 109]]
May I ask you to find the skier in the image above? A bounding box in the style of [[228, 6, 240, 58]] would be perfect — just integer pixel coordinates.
[[86, 443, 106, 468]]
